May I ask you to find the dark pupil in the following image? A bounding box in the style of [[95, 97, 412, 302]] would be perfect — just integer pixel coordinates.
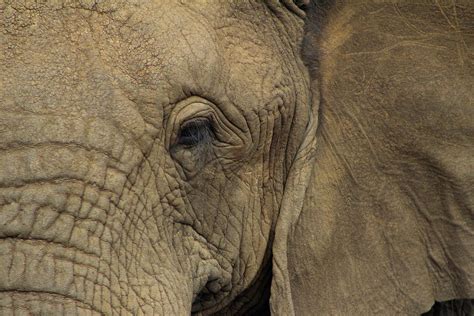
[[177, 120, 212, 146]]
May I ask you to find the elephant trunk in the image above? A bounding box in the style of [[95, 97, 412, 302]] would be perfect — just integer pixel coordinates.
[[0, 239, 192, 315], [0, 115, 194, 314]]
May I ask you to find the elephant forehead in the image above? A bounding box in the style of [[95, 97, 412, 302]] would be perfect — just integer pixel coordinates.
[[1, 1, 301, 124], [2, 3, 216, 85], [0, 24, 145, 141], [0, 1, 224, 134]]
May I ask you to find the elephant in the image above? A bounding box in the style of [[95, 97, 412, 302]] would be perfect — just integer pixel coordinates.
[[0, 0, 472, 315]]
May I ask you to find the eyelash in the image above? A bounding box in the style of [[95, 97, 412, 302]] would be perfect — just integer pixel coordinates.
[[176, 118, 215, 147]]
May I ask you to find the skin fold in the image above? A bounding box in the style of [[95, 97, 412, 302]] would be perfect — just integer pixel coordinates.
[[0, 0, 472, 315]]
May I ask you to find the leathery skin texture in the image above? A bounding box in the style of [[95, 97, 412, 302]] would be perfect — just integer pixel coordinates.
[[1, 0, 473, 315], [0, 1, 309, 315]]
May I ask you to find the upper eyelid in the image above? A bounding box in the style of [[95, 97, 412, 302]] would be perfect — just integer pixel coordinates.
[[166, 96, 245, 150], [179, 116, 213, 130], [166, 99, 214, 148]]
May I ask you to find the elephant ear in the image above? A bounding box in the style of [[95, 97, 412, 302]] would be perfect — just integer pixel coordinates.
[[271, 1, 474, 315]]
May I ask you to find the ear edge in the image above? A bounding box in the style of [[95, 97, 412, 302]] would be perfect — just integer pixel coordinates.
[[270, 84, 320, 315]]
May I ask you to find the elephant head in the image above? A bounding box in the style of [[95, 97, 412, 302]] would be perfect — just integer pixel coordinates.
[[0, 1, 312, 314], [0, 0, 472, 315]]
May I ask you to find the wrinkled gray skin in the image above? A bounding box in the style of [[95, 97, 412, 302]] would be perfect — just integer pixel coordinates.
[[0, 0, 472, 315], [0, 1, 309, 314]]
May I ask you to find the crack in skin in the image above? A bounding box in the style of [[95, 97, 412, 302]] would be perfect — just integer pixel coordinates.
[[0, 290, 103, 315], [0, 237, 100, 258]]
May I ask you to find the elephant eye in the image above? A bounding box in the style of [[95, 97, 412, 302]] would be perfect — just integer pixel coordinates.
[[176, 118, 214, 147]]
